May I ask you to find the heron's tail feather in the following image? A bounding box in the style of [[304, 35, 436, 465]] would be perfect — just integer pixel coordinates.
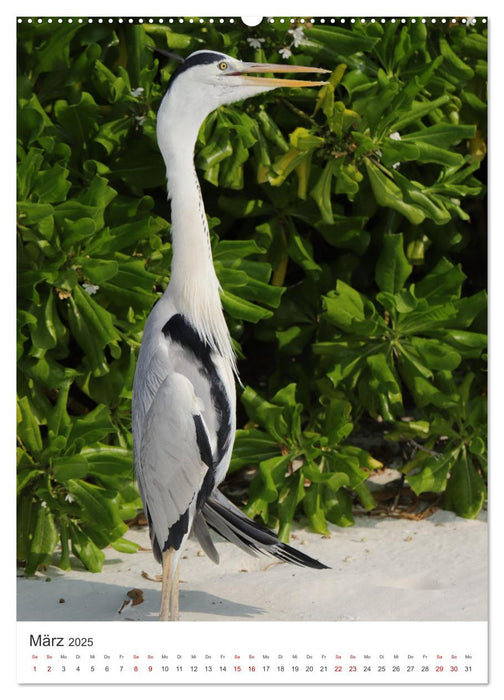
[[192, 512, 220, 564], [201, 490, 329, 570]]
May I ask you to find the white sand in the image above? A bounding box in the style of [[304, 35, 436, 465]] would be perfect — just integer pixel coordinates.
[[17, 508, 487, 622]]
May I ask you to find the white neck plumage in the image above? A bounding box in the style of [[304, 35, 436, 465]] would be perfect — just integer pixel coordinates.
[[157, 88, 236, 372]]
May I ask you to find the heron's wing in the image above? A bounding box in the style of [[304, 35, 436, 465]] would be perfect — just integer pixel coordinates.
[[138, 371, 212, 561]]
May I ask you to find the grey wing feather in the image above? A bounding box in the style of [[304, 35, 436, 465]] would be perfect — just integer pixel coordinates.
[[192, 513, 220, 564]]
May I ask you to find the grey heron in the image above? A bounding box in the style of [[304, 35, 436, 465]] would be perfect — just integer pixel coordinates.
[[132, 50, 330, 621]]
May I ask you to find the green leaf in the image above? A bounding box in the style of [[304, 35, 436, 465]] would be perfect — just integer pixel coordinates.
[[391, 170, 451, 224], [365, 353, 403, 419], [290, 127, 325, 152], [28, 291, 60, 353], [46, 380, 72, 438], [110, 537, 140, 554], [439, 38, 475, 81], [67, 479, 128, 541], [17, 106, 46, 146], [67, 284, 121, 373], [111, 139, 165, 190], [310, 160, 335, 224], [324, 488, 354, 527], [269, 148, 308, 187], [95, 117, 131, 154], [397, 301, 457, 335], [322, 280, 366, 328], [276, 325, 314, 355], [460, 33, 487, 59], [353, 482, 377, 510], [69, 521, 105, 572], [414, 258, 466, 301], [17, 494, 37, 562], [230, 429, 280, 470], [387, 94, 451, 132], [400, 357, 456, 409], [77, 257, 119, 284], [303, 482, 330, 536], [25, 507, 59, 575], [277, 471, 306, 542], [305, 25, 381, 54], [30, 24, 81, 78], [303, 461, 350, 491], [52, 454, 89, 482], [197, 130, 233, 170], [452, 291, 487, 328], [54, 92, 100, 151], [221, 290, 273, 323], [98, 257, 159, 308], [287, 218, 322, 272], [406, 451, 453, 495], [442, 330, 487, 358], [34, 164, 71, 204], [256, 108, 289, 151], [86, 216, 167, 256], [81, 445, 133, 475], [240, 386, 289, 442], [323, 397, 354, 445], [410, 337, 462, 371], [444, 447, 486, 518], [364, 159, 425, 224], [67, 404, 116, 448], [217, 196, 274, 219], [258, 455, 292, 503], [401, 123, 476, 148], [17, 396, 43, 455], [17, 149, 44, 200], [375, 233, 412, 294]]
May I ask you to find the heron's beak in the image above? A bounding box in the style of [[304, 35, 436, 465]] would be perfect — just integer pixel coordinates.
[[235, 62, 330, 88]]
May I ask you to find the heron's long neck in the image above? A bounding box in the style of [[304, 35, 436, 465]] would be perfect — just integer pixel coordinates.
[[158, 102, 234, 366], [166, 148, 217, 295]]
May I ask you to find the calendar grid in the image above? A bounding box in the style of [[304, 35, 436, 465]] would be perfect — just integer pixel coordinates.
[[17, 620, 488, 684]]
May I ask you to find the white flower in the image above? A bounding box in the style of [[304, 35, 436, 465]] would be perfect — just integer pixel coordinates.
[[288, 26, 305, 47], [41, 501, 47, 508], [246, 37, 265, 49], [389, 131, 401, 141], [65, 493, 74, 504], [279, 46, 292, 59], [130, 87, 144, 97], [135, 115, 147, 126], [82, 283, 99, 295], [392, 162, 401, 170]]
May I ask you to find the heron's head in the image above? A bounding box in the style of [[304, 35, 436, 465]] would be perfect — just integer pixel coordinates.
[[157, 50, 329, 153]]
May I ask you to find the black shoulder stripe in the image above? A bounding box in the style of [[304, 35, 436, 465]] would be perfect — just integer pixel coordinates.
[[193, 414, 213, 469], [162, 314, 213, 373], [193, 414, 217, 510]]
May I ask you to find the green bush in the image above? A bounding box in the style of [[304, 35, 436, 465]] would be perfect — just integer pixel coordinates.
[[17, 17, 487, 573]]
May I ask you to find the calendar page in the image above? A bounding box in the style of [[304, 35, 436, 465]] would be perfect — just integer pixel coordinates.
[[16, 5, 489, 689]]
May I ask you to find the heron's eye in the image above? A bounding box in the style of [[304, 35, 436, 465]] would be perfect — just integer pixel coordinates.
[[219, 61, 228, 71]]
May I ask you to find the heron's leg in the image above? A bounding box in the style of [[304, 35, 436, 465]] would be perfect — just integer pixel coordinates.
[[160, 548, 175, 621], [170, 560, 180, 621]]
